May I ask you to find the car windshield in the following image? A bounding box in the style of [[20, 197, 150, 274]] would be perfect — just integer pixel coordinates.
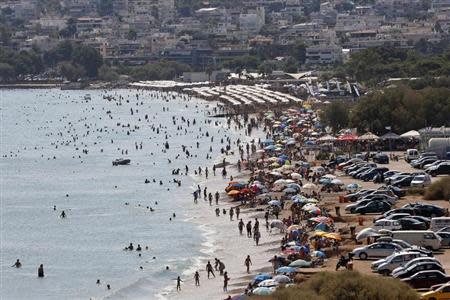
[[413, 176, 425, 180]]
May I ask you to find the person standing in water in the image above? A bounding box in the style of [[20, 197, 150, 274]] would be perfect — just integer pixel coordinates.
[[223, 272, 230, 292], [12, 259, 22, 268], [176, 276, 183, 291], [60, 210, 66, 218], [206, 261, 215, 278], [38, 264, 44, 277]]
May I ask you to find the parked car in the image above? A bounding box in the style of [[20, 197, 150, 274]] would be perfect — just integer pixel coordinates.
[[394, 262, 445, 279], [438, 226, 450, 233], [385, 172, 410, 184], [426, 162, 450, 177], [399, 218, 428, 230], [420, 283, 450, 300], [392, 175, 417, 187], [411, 175, 432, 188], [389, 230, 442, 250], [392, 257, 442, 278], [411, 156, 438, 168], [405, 149, 420, 163], [373, 153, 389, 164], [354, 201, 392, 215], [352, 242, 402, 260], [401, 270, 450, 289], [373, 252, 425, 275], [436, 232, 450, 247], [403, 204, 446, 218], [375, 209, 416, 222], [344, 189, 374, 202], [372, 219, 402, 231], [409, 216, 431, 228], [376, 237, 433, 257]]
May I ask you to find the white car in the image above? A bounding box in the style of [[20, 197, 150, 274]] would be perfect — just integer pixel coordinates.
[[352, 242, 402, 260], [410, 174, 432, 188], [372, 219, 402, 231], [372, 251, 425, 275], [391, 257, 442, 277]]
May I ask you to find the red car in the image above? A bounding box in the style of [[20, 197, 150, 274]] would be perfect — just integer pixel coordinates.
[[401, 270, 450, 289]]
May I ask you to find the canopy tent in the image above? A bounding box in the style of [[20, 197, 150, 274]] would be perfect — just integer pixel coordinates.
[[380, 132, 400, 140], [358, 132, 379, 141], [400, 130, 420, 139]]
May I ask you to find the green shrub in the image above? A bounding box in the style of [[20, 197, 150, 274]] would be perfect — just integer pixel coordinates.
[[254, 271, 419, 300], [424, 177, 450, 200]]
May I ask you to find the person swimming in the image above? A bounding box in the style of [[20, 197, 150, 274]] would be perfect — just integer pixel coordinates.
[[12, 259, 22, 268]]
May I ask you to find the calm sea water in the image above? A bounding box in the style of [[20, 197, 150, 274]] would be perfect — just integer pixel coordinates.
[[0, 89, 240, 300]]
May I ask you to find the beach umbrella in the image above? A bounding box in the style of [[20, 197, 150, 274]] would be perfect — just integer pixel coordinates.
[[286, 183, 301, 190], [314, 223, 329, 232], [287, 224, 302, 232], [319, 177, 332, 185], [303, 183, 318, 190], [257, 279, 279, 287], [322, 174, 336, 179], [331, 179, 344, 185], [312, 250, 327, 258], [290, 172, 302, 180], [273, 275, 292, 284], [346, 183, 360, 191], [253, 273, 272, 284], [283, 187, 297, 194], [268, 200, 281, 206], [323, 233, 342, 241], [265, 145, 276, 151], [269, 171, 282, 177], [356, 228, 380, 241], [231, 294, 248, 300], [276, 266, 297, 274], [263, 138, 274, 145], [270, 220, 285, 230], [288, 259, 312, 268], [309, 216, 333, 224], [227, 190, 240, 196], [274, 179, 287, 185], [252, 287, 275, 296]]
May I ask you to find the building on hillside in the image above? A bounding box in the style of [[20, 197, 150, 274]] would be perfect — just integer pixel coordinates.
[[305, 45, 342, 64]]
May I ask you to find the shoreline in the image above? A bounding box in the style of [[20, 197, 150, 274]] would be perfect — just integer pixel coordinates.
[[157, 121, 279, 300]]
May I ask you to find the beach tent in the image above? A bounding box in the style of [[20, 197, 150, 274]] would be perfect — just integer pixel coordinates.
[[380, 132, 400, 140], [276, 266, 297, 274], [252, 287, 276, 296], [400, 130, 420, 139], [257, 279, 279, 287], [358, 132, 379, 141], [289, 259, 312, 268], [273, 275, 291, 283], [356, 228, 381, 241]]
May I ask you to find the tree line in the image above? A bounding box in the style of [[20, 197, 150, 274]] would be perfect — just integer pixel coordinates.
[[319, 85, 450, 134]]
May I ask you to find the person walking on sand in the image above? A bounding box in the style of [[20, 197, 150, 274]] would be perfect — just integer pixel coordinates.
[[223, 272, 230, 292], [176, 276, 183, 291], [194, 271, 200, 286], [254, 230, 261, 246], [246, 221, 252, 238], [244, 255, 252, 273], [214, 258, 220, 271], [229, 207, 234, 221], [236, 207, 240, 219], [238, 219, 244, 235], [215, 191, 219, 205], [206, 261, 215, 278]]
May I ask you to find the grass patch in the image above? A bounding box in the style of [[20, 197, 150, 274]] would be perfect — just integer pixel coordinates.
[[424, 177, 450, 200], [253, 271, 419, 300]]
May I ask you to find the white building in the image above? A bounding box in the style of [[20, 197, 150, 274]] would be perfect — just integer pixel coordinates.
[[305, 45, 342, 64]]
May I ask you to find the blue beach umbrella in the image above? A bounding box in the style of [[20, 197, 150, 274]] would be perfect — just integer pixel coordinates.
[[253, 273, 272, 284], [268, 200, 281, 206], [276, 266, 297, 274]]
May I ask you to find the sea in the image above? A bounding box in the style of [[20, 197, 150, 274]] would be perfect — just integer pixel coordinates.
[[0, 89, 243, 300]]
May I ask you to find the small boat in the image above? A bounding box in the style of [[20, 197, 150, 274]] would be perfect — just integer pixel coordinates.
[[112, 158, 131, 166]]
